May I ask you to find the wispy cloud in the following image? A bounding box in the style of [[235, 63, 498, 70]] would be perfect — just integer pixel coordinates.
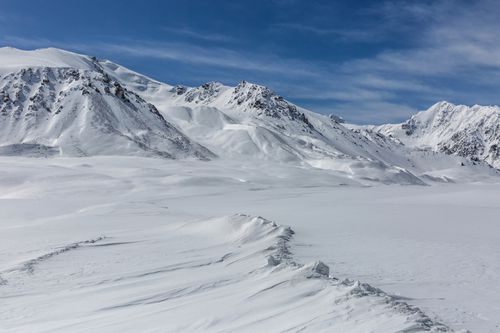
[[271, 22, 385, 42], [2, 0, 500, 124], [162, 26, 235, 43], [0, 35, 323, 79], [348, 0, 500, 76], [100, 41, 322, 79], [0, 35, 60, 49], [0, 34, 447, 123]]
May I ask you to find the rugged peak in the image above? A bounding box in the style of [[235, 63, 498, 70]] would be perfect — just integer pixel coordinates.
[[229, 81, 311, 126], [429, 101, 453, 109], [201, 81, 224, 90], [173, 85, 187, 95], [375, 101, 500, 168], [329, 113, 345, 123], [233, 80, 274, 99], [234, 80, 267, 91], [183, 81, 226, 104], [0, 56, 214, 159]]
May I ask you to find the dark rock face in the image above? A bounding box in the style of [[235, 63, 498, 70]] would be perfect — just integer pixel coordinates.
[[174, 85, 187, 95], [390, 102, 500, 167], [329, 114, 345, 124], [438, 130, 485, 160], [0, 66, 214, 160], [176, 81, 313, 129], [184, 82, 223, 104], [0, 67, 166, 121], [401, 119, 416, 136]]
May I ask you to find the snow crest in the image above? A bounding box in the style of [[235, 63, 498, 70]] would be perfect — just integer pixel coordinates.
[[0, 212, 454, 332], [233, 214, 452, 333]]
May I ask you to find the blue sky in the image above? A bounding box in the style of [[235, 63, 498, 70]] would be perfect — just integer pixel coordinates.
[[1, 0, 499, 123]]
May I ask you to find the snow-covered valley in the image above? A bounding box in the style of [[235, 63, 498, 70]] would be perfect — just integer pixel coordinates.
[[1, 46, 500, 332], [1, 157, 499, 332]]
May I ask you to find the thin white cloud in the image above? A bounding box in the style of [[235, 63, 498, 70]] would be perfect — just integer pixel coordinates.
[[312, 101, 418, 124], [0, 35, 443, 122], [101, 41, 322, 79], [0, 35, 320, 78], [162, 26, 235, 42], [346, 0, 500, 76], [3, 0, 500, 124], [271, 22, 378, 41]]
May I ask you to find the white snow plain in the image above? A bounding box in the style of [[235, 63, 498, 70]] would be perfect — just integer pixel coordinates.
[[1, 156, 499, 332]]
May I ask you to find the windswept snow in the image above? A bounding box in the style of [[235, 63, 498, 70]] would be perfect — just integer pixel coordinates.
[[0, 157, 457, 333], [1, 157, 499, 332]]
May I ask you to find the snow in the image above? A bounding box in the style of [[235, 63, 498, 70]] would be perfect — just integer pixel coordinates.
[[1, 47, 498, 185], [0, 58, 213, 159], [216, 183, 500, 333], [1, 47, 500, 332], [367, 101, 500, 168], [102, 56, 498, 184], [1, 156, 499, 332], [0, 47, 96, 75]]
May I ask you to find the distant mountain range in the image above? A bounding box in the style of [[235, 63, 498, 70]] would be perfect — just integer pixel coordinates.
[[0, 47, 498, 184], [369, 101, 500, 168]]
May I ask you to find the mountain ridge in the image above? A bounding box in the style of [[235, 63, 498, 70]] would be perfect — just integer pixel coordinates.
[[0, 46, 498, 184], [370, 101, 500, 168], [0, 48, 214, 159]]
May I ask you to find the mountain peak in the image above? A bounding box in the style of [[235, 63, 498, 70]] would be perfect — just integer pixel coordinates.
[[0, 48, 214, 159], [0, 47, 99, 75], [234, 80, 266, 90], [376, 101, 500, 168], [229, 80, 311, 125], [171, 80, 312, 126], [429, 100, 454, 109], [182, 81, 227, 104]]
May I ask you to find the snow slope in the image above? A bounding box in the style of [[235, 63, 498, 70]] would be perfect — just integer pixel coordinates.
[[0, 47, 213, 159], [101, 68, 430, 184], [371, 101, 500, 168], [0, 156, 456, 332], [102, 61, 497, 184], [0, 47, 97, 75]]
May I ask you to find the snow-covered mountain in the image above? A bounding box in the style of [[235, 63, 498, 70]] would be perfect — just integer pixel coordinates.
[[131, 79, 439, 184], [120, 75, 498, 183], [0, 47, 419, 182], [373, 101, 500, 168], [0, 47, 213, 159], [0, 47, 497, 184]]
